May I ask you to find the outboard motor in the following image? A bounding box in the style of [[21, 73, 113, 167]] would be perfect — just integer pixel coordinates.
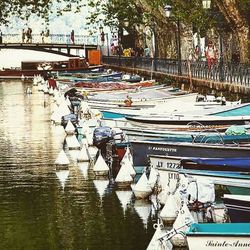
[[61, 113, 78, 128], [69, 96, 82, 114], [64, 88, 78, 98], [93, 126, 114, 149], [93, 126, 125, 160]]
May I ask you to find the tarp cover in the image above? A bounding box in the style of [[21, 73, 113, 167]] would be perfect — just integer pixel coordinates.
[[225, 125, 247, 135], [187, 180, 215, 203]]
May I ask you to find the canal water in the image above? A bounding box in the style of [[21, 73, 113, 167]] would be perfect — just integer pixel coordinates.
[[0, 80, 155, 250]]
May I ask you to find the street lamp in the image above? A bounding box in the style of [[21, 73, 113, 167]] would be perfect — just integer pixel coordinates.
[[202, 0, 225, 81], [202, 0, 211, 9], [164, 4, 182, 75], [164, 5, 172, 18]]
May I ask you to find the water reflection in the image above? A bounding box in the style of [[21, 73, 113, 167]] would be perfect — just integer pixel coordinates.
[[0, 80, 154, 250], [134, 200, 152, 229]]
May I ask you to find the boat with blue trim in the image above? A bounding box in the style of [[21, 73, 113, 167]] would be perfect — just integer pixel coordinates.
[[131, 139, 250, 167], [186, 223, 250, 250], [181, 157, 250, 172], [125, 114, 250, 127], [222, 195, 250, 223]]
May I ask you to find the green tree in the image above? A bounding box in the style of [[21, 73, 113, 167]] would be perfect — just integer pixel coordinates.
[[0, 0, 85, 25], [86, 0, 249, 62], [1, 0, 248, 62], [215, 0, 250, 62], [87, 0, 144, 33]]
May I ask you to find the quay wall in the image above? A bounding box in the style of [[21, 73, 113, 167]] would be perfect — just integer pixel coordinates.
[[104, 64, 250, 102]]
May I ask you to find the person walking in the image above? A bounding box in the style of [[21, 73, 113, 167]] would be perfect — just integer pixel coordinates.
[[29, 28, 32, 43], [26, 28, 32, 43], [205, 41, 217, 70], [26, 28, 30, 42], [45, 29, 50, 43], [112, 35, 118, 55], [144, 45, 150, 57], [100, 30, 105, 46], [22, 29, 26, 43], [71, 30, 75, 44], [40, 31, 45, 43]]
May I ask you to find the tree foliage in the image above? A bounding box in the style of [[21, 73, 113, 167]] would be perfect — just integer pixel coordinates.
[[85, 0, 249, 61], [236, 0, 250, 24], [0, 0, 85, 25], [86, 0, 144, 32], [86, 0, 216, 36], [2, 0, 248, 32], [0, 0, 248, 61]]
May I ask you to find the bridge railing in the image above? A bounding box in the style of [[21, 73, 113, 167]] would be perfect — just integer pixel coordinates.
[[1, 33, 99, 45], [102, 56, 250, 86]]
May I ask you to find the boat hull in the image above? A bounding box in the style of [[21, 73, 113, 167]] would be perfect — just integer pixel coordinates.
[[222, 197, 250, 222], [125, 115, 250, 126], [131, 140, 250, 167], [187, 235, 250, 250], [186, 223, 250, 250], [0, 65, 103, 79]]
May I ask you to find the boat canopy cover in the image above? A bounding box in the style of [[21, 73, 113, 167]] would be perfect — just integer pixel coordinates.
[[187, 180, 215, 204], [64, 88, 78, 98], [186, 223, 250, 235], [181, 157, 250, 168], [225, 125, 247, 135]]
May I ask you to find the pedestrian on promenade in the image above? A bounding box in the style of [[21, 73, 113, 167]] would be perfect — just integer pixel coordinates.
[[144, 45, 150, 57], [117, 44, 123, 56], [113, 36, 119, 54], [194, 45, 201, 61], [29, 27, 32, 42], [71, 30, 75, 44], [0, 30, 2, 44], [45, 29, 50, 43], [110, 42, 115, 55], [26, 27, 32, 43], [100, 30, 105, 46], [205, 41, 217, 70], [40, 31, 45, 43], [45, 29, 50, 37], [22, 29, 26, 43]]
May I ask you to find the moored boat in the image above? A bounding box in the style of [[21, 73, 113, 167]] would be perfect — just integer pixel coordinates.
[[181, 157, 250, 172], [179, 169, 250, 189], [150, 155, 250, 194], [186, 223, 250, 250], [131, 139, 250, 167], [0, 57, 103, 79], [123, 127, 250, 143], [125, 114, 250, 127], [222, 194, 250, 222], [149, 154, 250, 173]]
